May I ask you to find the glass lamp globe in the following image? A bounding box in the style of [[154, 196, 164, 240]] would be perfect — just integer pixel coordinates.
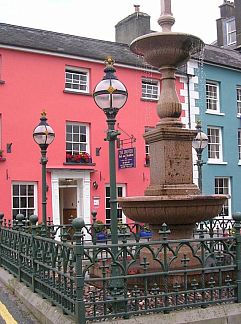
[[33, 112, 55, 147]]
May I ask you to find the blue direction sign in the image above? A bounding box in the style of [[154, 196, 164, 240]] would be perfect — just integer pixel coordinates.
[[118, 147, 136, 169]]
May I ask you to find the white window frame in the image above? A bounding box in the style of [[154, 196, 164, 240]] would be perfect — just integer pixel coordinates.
[[207, 127, 224, 163], [226, 19, 236, 46], [145, 144, 150, 166], [206, 81, 220, 114], [12, 182, 37, 219], [238, 129, 241, 162], [215, 177, 231, 217], [237, 87, 241, 116], [144, 126, 154, 166], [141, 78, 160, 100], [65, 66, 89, 93], [105, 184, 126, 225], [66, 122, 90, 155]]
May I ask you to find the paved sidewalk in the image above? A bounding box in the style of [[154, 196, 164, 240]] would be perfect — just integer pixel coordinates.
[[1, 267, 241, 324]]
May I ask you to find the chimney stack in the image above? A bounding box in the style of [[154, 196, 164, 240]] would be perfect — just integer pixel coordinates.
[[235, 0, 241, 50], [216, 1, 235, 47], [115, 6, 151, 45]]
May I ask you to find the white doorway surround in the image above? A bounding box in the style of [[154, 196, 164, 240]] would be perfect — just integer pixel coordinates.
[[51, 169, 91, 226]]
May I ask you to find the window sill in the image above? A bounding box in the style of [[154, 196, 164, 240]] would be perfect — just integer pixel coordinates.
[[205, 110, 225, 116], [63, 90, 91, 96], [63, 162, 96, 166], [238, 161, 241, 166], [0, 80, 5, 85], [237, 114, 241, 119], [141, 97, 158, 102], [0, 157, 6, 162], [207, 160, 228, 165]]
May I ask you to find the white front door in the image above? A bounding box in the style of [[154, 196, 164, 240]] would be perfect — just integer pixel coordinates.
[[51, 170, 91, 225]]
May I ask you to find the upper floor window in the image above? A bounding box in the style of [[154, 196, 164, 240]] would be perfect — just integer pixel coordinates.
[[142, 78, 159, 100], [226, 19, 236, 46], [215, 177, 231, 217], [207, 127, 223, 162], [206, 81, 220, 113], [65, 67, 89, 93], [12, 183, 37, 219], [144, 126, 154, 166], [105, 185, 126, 225], [238, 129, 241, 161], [145, 144, 150, 166], [237, 87, 241, 115], [66, 123, 91, 163]]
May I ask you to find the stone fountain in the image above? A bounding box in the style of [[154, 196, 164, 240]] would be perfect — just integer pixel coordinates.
[[118, 0, 228, 241]]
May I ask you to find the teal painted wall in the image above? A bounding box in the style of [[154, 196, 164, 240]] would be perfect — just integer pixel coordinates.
[[198, 63, 241, 215]]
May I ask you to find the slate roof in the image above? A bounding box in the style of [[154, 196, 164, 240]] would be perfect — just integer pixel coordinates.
[[196, 44, 241, 70], [0, 22, 241, 71], [0, 22, 143, 68]]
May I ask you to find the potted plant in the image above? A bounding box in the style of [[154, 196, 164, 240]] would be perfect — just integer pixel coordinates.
[[140, 224, 152, 238], [118, 221, 128, 235], [93, 220, 107, 241]]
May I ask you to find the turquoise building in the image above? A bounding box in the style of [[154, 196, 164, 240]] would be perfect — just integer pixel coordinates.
[[196, 0, 241, 217]]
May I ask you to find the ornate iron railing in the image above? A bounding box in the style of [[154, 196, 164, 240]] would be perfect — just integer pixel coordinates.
[[0, 213, 240, 324]]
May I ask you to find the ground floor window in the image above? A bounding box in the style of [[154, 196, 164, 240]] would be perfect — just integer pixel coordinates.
[[215, 177, 231, 217], [105, 185, 126, 225], [12, 183, 37, 219]]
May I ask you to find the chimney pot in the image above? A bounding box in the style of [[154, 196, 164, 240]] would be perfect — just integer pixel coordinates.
[[134, 4, 140, 13]]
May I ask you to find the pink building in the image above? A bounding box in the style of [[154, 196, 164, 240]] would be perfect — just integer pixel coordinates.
[[0, 10, 195, 225]]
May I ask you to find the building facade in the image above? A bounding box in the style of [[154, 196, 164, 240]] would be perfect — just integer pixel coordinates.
[[195, 0, 241, 217], [0, 19, 190, 225]]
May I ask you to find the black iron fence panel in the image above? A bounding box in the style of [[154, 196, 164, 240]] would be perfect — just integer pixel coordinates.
[[82, 237, 236, 321], [0, 213, 240, 324]]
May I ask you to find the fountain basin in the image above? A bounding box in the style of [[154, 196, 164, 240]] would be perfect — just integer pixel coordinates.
[[130, 32, 204, 68], [118, 195, 228, 226]]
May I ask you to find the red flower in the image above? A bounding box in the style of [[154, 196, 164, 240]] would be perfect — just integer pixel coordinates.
[[66, 152, 91, 163]]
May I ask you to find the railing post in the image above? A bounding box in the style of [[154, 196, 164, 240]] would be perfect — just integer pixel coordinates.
[[91, 211, 97, 245], [72, 218, 86, 324], [233, 212, 241, 303], [16, 213, 25, 282], [29, 214, 38, 292]]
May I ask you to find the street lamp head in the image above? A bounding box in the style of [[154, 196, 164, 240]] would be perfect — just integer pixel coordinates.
[[93, 56, 128, 118], [33, 112, 55, 149], [192, 121, 208, 152]]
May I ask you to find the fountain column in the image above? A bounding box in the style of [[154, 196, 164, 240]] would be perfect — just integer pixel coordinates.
[[142, 0, 200, 197]]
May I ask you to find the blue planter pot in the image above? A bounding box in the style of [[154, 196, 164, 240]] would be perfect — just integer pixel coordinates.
[[96, 232, 107, 241], [140, 230, 152, 238]]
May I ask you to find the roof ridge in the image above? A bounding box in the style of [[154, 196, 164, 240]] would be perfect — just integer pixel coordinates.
[[0, 22, 129, 47]]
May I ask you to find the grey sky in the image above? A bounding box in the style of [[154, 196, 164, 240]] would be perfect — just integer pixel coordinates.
[[0, 0, 222, 44]]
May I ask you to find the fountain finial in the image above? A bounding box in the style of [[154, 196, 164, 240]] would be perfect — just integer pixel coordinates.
[[158, 0, 175, 32]]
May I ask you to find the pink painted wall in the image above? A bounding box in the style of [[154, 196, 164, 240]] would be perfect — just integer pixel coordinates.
[[0, 48, 185, 223]]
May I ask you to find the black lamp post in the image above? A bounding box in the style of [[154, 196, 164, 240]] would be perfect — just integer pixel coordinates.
[[33, 112, 55, 227], [192, 121, 208, 193], [93, 56, 128, 293]]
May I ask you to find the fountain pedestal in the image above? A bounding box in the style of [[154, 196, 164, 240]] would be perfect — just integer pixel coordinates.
[[144, 127, 199, 196]]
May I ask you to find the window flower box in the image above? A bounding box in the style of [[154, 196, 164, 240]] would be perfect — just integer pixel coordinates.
[[66, 152, 92, 164]]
